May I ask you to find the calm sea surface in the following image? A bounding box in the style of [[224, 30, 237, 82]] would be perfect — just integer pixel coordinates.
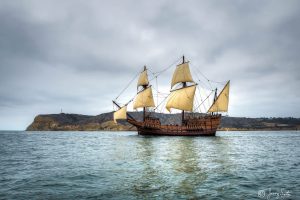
[[0, 131, 299, 200]]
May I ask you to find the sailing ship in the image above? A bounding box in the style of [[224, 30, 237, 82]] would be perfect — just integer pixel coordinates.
[[113, 56, 230, 136]]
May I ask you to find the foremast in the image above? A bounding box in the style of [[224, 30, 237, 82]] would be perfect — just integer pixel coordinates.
[[113, 66, 155, 123], [136, 66, 151, 121]]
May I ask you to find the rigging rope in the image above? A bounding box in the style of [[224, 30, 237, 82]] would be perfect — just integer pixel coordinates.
[[197, 86, 206, 113], [194, 90, 214, 111], [114, 55, 226, 114], [115, 71, 140, 100], [115, 56, 181, 102], [190, 62, 228, 90], [190, 63, 210, 80], [209, 80, 227, 85], [149, 57, 182, 81], [153, 92, 170, 112], [191, 65, 212, 90], [156, 76, 158, 105]]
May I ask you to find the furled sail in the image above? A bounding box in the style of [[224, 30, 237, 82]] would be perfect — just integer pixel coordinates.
[[166, 85, 196, 112], [137, 69, 149, 87], [133, 87, 155, 109], [208, 81, 230, 112], [113, 106, 127, 123], [171, 62, 194, 88]]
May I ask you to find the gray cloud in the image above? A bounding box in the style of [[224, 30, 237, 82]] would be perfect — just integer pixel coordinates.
[[0, 0, 300, 129]]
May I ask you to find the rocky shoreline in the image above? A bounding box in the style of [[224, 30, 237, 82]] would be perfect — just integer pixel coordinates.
[[26, 112, 300, 131]]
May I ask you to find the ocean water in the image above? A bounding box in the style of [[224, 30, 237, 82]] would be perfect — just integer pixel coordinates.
[[0, 131, 299, 200]]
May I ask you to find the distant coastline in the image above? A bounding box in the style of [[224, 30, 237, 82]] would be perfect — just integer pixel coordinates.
[[26, 112, 300, 131]]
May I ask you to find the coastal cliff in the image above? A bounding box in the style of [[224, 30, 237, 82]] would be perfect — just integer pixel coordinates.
[[26, 112, 135, 131], [26, 112, 300, 131]]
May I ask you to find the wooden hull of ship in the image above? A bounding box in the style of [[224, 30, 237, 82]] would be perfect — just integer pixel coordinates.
[[127, 115, 221, 136]]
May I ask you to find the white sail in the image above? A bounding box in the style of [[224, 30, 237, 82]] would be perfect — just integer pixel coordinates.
[[113, 106, 127, 123], [208, 81, 230, 112], [137, 69, 149, 87], [133, 87, 155, 109], [171, 62, 194, 88], [166, 85, 196, 112]]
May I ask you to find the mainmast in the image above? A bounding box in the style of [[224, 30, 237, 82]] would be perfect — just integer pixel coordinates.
[[142, 66, 147, 122], [182, 55, 186, 124], [166, 55, 196, 125]]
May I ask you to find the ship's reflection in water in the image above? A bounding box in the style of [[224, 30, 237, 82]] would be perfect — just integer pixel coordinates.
[[132, 135, 233, 199]]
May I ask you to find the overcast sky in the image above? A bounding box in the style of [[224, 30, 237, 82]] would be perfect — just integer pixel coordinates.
[[0, 0, 300, 130]]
